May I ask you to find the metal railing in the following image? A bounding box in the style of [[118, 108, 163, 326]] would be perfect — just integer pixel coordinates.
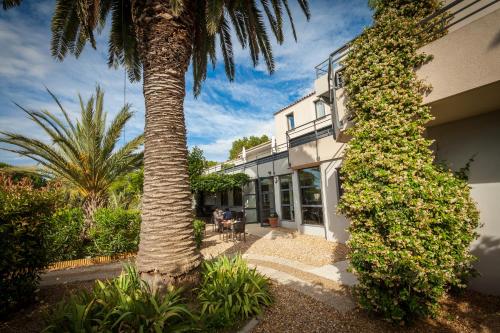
[[314, 0, 498, 141], [204, 141, 291, 175], [314, 0, 499, 78]]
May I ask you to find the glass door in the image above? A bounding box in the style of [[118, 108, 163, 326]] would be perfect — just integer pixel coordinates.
[[259, 177, 275, 226], [243, 180, 258, 223]]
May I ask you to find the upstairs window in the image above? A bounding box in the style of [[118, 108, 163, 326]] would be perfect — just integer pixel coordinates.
[[286, 113, 295, 130], [334, 69, 345, 88], [315, 100, 325, 119]]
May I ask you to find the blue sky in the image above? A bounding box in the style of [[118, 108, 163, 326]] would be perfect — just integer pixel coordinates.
[[0, 0, 372, 164]]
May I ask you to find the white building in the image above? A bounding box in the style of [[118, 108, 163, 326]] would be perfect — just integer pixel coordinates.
[[202, 0, 500, 295]]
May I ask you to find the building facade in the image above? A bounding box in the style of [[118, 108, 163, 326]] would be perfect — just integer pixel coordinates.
[[202, 0, 500, 294]]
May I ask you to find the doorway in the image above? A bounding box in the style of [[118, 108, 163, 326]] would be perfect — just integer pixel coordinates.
[[259, 177, 275, 226], [243, 180, 258, 223]]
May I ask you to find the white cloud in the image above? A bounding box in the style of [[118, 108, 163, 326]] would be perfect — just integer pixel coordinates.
[[0, 0, 372, 165]]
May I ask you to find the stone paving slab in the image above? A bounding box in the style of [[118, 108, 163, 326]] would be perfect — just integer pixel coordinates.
[[249, 264, 356, 313], [243, 253, 358, 287]]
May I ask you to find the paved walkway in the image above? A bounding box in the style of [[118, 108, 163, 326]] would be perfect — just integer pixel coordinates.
[[41, 253, 356, 313]]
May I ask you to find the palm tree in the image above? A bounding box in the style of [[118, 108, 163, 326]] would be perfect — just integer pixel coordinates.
[[2, 0, 310, 287], [0, 86, 144, 237]]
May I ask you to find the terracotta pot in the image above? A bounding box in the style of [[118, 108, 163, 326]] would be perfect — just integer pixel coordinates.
[[268, 217, 279, 228]]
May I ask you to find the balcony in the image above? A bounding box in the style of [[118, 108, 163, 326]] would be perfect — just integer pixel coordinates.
[[314, 0, 500, 140], [286, 115, 345, 168]]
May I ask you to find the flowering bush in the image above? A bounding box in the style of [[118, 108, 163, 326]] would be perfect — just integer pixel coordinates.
[[339, 0, 480, 322]]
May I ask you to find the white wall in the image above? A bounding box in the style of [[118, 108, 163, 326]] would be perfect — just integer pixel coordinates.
[[274, 94, 331, 146], [427, 109, 500, 295], [321, 160, 350, 243]]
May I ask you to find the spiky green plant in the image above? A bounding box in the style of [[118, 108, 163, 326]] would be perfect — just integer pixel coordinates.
[[43, 264, 194, 332], [198, 254, 272, 328], [0, 86, 143, 236]]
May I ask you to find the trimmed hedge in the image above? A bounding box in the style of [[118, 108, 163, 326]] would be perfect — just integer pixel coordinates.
[[90, 208, 141, 256], [45, 207, 86, 262], [0, 176, 61, 317], [339, 0, 480, 322]]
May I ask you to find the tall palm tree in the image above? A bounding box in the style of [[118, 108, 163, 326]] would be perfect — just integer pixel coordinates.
[[2, 0, 310, 287], [0, 86, 144, 237]]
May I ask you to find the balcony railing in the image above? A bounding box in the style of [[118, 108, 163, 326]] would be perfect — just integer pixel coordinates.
[[314, 0, 499, 79], [314, 0, 499, 142]]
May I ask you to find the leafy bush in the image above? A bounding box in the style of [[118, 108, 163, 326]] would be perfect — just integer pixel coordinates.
[[90, 208, 141, 256], [0, 176, 61, 317], [198, 255, 272, 328], [193, 219, 205, 249], [45, 208, 86, 262], [191, 173, 249, 193], [44, 265, 194, 332], [339, 0, 480, 322]]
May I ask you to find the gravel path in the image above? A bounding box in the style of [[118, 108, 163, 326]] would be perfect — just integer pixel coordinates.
[[201, 229, 348, 266], [254, 283, 500, 333]]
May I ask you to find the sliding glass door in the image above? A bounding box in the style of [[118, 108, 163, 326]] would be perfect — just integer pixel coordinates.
[[258, 177, 275, 225], [243, 180, 258, 223], [279, 174, 294, 221]]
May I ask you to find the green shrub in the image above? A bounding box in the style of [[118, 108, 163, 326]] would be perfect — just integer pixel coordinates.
[[339, 0, 480, 322], [0, 176, 61, 317], [197, 254, 272, 328], [43, 265, 194, 332], [90, 208, 141, 256], [45, 208, 86, 262], [193, 219, 205, 249]]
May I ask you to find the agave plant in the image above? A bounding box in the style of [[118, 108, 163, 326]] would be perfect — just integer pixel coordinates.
[[0, 86, 143, 236]]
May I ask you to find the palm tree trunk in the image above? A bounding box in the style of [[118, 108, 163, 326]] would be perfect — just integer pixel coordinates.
[[81, 193, 104, 240], [132, 1, 200, 291]]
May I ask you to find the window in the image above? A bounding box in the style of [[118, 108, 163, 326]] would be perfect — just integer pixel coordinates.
[[286, 113, 295, 130], [233, 187, 243, 206], [334, 69, 345, 88], [315, 100, 325, 119], [280, 174, 294, 221], [336, 167, 344, 199], [298, 167, 323, 225], [221, 191, 228, 207]]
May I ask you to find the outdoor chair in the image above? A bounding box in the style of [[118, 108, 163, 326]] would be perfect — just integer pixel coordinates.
[[219, 221, 231, 241], [231, 220, 246, 242]]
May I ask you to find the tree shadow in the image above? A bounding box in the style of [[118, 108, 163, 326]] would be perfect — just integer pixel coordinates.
[[489, 29, 500, 49]]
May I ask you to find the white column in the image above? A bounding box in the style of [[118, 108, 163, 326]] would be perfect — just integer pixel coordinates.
[[273, 175, 282, 223], [292, 170, 302, 232]]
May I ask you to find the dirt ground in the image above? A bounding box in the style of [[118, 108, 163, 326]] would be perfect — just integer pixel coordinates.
[[0, 281, 95, 333]]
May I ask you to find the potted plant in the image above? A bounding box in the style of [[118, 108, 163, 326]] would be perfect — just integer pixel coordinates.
[[268, 212, 279, 228]]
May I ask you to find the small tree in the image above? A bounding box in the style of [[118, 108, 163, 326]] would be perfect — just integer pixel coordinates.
[[228, 135, 270, 160], [0, 87, 143, 237], [339, 0, 480, 322]]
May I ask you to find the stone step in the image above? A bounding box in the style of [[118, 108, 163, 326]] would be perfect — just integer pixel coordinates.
[[242, 253, 358, 287], [248, 264, 356, 313]]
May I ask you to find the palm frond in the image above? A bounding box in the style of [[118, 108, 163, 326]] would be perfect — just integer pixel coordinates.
[[2, 0, 21, 10], [192, 0, 310, 95], [0, 87, 143, 203]]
